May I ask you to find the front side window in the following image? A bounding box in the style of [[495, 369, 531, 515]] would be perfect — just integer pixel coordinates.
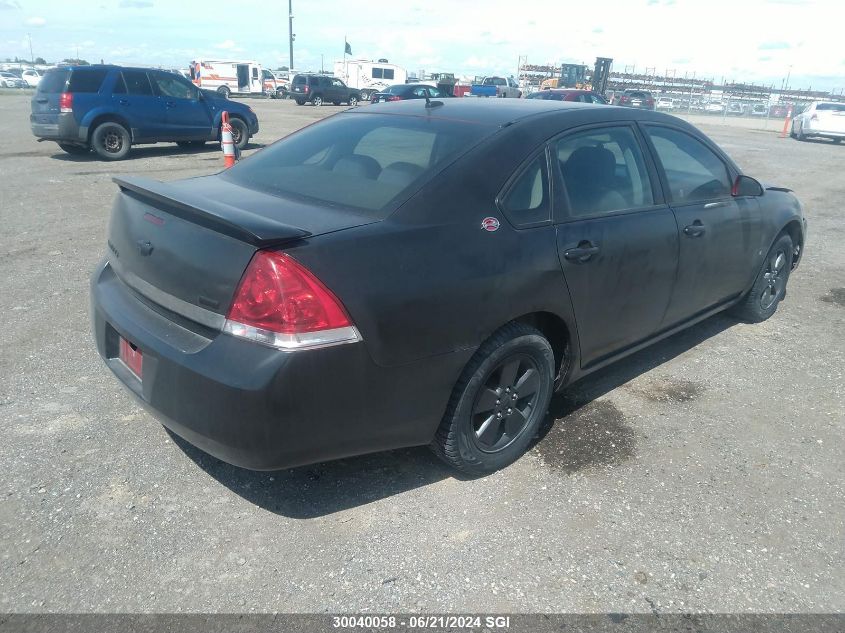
[[153, 73, 196, 99], [557, 126, 654, 217], [411, 86, 428, 98], [645, 126, 732, 204], [499, 154, 550, 226]]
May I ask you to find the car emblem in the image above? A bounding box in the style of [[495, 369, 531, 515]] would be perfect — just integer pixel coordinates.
[[481, 217, 500, 232], [136, 240, 154, 257]]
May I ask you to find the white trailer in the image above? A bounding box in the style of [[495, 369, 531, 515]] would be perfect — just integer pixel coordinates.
[[333, 59, 407, 101], [190, 59, 271, 98]]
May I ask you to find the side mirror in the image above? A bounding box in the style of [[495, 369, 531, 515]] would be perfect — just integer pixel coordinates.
[[732, 174, 764, 197]]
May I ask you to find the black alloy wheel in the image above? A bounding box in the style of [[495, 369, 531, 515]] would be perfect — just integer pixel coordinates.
[[471, 354, 542, 452], [730, 233, 793, 323], [432, 321, 555, 475]]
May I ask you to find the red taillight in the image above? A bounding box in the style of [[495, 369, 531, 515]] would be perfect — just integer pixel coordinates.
[[303, 85, 309, 93], [59, 92, 73, 113], [224, 250, 358, 350], [387, 95, 402, 101]]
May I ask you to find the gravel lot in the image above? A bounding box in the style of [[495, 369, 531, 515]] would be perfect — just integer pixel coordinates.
[[0, 94, 842, 614]]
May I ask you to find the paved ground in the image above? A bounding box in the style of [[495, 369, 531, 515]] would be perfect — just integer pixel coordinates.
[[0, 94, 842, 614]]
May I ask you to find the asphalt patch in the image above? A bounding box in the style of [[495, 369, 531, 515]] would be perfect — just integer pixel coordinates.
[[627, 377, 705, 403], [820, 288, 845, 307], [534, 399, 635, 473]]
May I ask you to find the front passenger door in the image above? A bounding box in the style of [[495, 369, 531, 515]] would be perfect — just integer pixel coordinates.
[[150, 72, 211, 140], [642, 125, 761, 325]]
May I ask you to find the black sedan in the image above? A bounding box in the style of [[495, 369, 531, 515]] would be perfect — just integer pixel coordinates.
[[91, 99, 806, 475], [371, 83, 451, 103]]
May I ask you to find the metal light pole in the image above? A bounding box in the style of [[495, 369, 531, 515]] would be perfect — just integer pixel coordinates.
[[288, 0, 294, 70], [28, 33, 33, 64]]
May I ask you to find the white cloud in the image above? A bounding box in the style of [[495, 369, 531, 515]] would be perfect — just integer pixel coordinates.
[[215, 39, 242, 52], [24, 16, 46, 27]]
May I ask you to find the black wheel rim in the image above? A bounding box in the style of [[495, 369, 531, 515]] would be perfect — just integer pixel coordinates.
[[102, 127, 123, 153], [760, 248, 788, 310], [471, 354, 542, 453]]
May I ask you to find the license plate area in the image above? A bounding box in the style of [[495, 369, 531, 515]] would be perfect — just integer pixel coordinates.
[[119, 336, 143, 381]]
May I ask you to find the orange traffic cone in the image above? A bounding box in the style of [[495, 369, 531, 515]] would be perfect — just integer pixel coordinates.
[[221, 111, 236, 168]]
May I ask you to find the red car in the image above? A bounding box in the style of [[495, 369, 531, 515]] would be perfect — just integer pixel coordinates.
[[526, 89, 607, 104]]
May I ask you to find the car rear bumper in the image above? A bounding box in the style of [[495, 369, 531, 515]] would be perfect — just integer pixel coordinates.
[[804, 127, 845, 139], [30, 113, 81, 141], [91, 259, 469, 470]]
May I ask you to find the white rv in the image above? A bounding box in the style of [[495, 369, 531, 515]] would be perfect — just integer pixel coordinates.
[[333, 59, 408, 101], [190, 59, 273, 98]]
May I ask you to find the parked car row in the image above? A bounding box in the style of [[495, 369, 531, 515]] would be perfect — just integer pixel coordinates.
[[1, 68, 43, 87]]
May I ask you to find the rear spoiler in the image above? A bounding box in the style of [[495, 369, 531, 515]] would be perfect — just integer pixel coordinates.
[[113, 176, 312, 247]]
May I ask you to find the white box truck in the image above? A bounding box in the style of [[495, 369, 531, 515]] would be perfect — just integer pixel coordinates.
[[333, 58, 407, 101], [190, 59, 275, 98]]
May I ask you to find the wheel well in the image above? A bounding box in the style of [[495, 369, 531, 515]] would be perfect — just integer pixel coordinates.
[[87, 114, 132, 143], [513, 312, 572, 383], [780, 220, 804, 268]]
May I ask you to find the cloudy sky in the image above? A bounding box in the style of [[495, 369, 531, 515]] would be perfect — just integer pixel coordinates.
[[1, 0, 843, 91]]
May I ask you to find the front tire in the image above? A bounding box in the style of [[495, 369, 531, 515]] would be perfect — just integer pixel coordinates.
[[348, 95, 359, 107], [227, 117, 249, 150], [431, 322, 555, 475], [796, 124, 807, 141], [730, 234, 793, 323], [91, 121, 131, 160]]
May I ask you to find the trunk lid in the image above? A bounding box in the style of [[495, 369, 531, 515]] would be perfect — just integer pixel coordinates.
[[816, 104, 845, 133], [107, 175, 377, 327]]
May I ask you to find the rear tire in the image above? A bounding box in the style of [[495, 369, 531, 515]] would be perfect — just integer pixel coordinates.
[[58, 142, 89, 155], [730, 234, 793, 323], [312, 95, 323, 106], [217, 86, 230, 99], [348, 95, 359, 107], [91, 121, 131, 160], [431, 322, 555, 476]]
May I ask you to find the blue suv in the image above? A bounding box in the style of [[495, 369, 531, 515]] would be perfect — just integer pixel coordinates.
[[30, 65, 259, 160]]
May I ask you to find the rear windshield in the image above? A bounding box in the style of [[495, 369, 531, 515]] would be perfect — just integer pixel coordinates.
[[385, 85, 407, 94], [293, 75, 306, 84], [817, 103, 845, 112], [627, 91, 650, 98], [222, 112, 494, 217], [37, 69, 70, 93], [67, 69, 108, 93]]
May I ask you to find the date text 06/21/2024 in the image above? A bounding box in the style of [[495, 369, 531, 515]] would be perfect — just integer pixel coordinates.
[[332, 615, 512, 629]]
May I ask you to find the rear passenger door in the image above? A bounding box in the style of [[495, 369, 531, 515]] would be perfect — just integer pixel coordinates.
[[553, 125, 679, 367], [112, 70, 166, 141], [641, 125, 760, 325]]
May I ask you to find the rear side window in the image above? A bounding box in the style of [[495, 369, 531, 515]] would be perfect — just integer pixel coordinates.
[[500, 154, 551, 226], [221, 113, 493, 216], [557, 126, 654, 217], [67, 69, 108, 93], [645, 126, 732, 203], [122, 71, 154, 96], [37, 69, 69, 93]]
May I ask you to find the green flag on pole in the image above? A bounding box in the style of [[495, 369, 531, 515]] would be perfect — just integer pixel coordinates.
[[345, 41, 352, 56]]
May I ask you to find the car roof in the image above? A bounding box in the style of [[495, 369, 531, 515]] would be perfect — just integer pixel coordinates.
[[359, 98, 677, 126]]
